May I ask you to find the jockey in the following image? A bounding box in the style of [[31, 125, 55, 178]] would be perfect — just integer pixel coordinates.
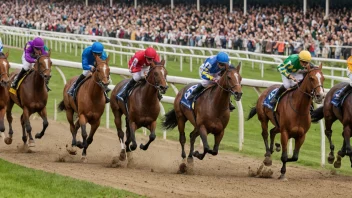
[[335, 56, 352, 100], [67, 42, 110, 103], [188, 51, 236, 111], [0, 38, 3, 52], [118, 47, 161, 101], [11, 37, 50, 90], [270, 50, 312, 104]]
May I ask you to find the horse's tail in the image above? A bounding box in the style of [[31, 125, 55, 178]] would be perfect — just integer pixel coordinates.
[[311, 106, 324, 123], [162, 109, 178, 130], [247, 106, 257, 121], [58, 100, 65, 112]]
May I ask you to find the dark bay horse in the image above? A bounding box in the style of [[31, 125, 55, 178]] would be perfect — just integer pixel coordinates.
[[247, 64, 325, 180], [5, 53, 52, 147], [162, 63, 242, 163], [0, 52, 10, 133], [58, 55, 110, 162], [311, 82, 352, 168], [110, 60, 168, 160]]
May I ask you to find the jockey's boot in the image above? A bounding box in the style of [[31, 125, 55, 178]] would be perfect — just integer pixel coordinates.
[[335, 84, 352, 100], [188, 84, 204, 100], [270, 85, 286, 104], [119, 79, 137, 101], [68, 74, 85, 97], [229, 101, 236, 111], [11, 68, 26, 89]]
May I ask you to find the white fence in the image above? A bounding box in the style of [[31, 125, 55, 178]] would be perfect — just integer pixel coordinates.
[[8, 58, 343, 167]]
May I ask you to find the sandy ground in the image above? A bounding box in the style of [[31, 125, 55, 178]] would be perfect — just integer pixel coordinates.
[[0, 117, 351, 198]]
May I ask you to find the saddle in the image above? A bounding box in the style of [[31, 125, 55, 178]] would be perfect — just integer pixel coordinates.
[[180, 83, 213, 110], [9, 70, 33, 96], [263, 86, 296, 111], [71, 75, 92, 102], [116, 79, 146, 102]]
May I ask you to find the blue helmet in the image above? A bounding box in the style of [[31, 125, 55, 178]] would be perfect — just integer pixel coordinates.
[[91, 42, 104, 53], [216, 52, 229, 64]]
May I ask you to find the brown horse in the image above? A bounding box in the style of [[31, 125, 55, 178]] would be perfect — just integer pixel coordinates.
[[311, 82, 352, 168], [58, 55, 110, 162], [5, 53, 52, 146], [162, 63, 242, 162], [247, 63, 325, 180], [110, 60, 168, 160], [0, 52, 10, 133]]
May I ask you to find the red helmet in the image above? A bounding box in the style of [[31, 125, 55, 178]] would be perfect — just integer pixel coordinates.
[[145, 47, 157, 59]]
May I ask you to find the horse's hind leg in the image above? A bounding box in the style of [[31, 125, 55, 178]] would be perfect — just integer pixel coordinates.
[[20, 114, 27, 144], [140, 121, 157, 151], [35, 107, 49, 139], [77, 114, 88, 158], [343, 126, 352, 156], [0, 108, 6, 132], [260, 118, 272, 166], [193, 125, 210, 160], [325, 117, 337, 164], [4, 100, 15, 144], [66, 109, 79, 155], [334, 132, 347, 169], [81, 120, 100, 163], [21, 107, 35, 147], [176, 116, 187, 159]]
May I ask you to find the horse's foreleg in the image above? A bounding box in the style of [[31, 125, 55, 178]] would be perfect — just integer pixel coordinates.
[[113, 110, 125, 160], [77, 114, 88, 155], [287, 134, 306, 162], [208, 131, 224, 156], [269, 127, 280, 154], [65, 108, 79, 155], [35, 107, 49, 139], [193, 125, 209, 160], [325, 119, 335, 164], [20, 114, 27, 144], [22, 107, 35, 146], [4, 100, 14, 144], [260, 120, 270, 157], [140, 121, 156, 151], [334, 132, 346, 169], [0, 108, 6, 132], [82, 120, 100, 161], [128, 122, 138, 151], [187, 129, 198, 163], [279, 131, 289, 180]]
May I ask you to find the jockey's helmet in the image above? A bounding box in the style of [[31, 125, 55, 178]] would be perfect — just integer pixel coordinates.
[[92, 42, 104, 53], [32, 37, 45, 48], [216, 52, 229, 64], [145, 47, 157, 59], [298, 50, 312, 63]]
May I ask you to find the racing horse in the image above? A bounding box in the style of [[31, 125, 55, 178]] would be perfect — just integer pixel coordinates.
[[162, 63, 242, 162], [5, 53, 52, 146], [247, 63, 325, 180], [58, 55, 110, 162], [0, 52, 10, 133]]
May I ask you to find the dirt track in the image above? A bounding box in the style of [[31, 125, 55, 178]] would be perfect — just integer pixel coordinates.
[[0, 118, 352, 198]]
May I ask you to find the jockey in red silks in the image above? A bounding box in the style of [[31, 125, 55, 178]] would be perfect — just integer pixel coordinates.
[[117, 47, 162, 101]]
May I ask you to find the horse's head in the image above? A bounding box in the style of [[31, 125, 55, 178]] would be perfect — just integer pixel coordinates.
[[219, 62, 243, 101], [35, 50, 52, 84], [146, 60, 168, 94], [0, 51, 10, 86], [303, 63, 325, 104], [94, 55, 111, 90]]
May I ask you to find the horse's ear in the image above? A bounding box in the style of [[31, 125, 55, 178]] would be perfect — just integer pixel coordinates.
[[160, 59, 165, 65], [106, 55, 110, 64], [5, 51, 9, 58], [48, 49, 51, 57], [236, 62, 241, 73], [319, 62, 322, 70]]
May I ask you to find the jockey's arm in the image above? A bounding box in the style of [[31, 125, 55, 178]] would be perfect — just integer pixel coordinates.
[[82, 54, 92, 70], [24, 44, 37, 63], [200, 68, 214, 81], [277, 60, 291, 79]]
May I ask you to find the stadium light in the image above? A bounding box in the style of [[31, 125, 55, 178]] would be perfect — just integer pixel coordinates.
[[325, 0, 329, 17], [243, 0, 247, 15], [197, 0, 200, 11], [303, 0, 307, 15], [230, 0, 233, 13]]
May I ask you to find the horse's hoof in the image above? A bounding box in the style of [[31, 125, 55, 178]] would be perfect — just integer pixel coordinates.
[[66, 144, 77, 155], [187, 157, 194, 164], [278, 174, 288, 181], [263, 156, 272, 166], [130, 144, 137, 151], [328, 155, 335, 164], [275, 143, 281, 152], [76, 141, 84, 149], [334, 156, 342, 168], [139, 143, 147, 151], [192, 151, 199, 157], [4, 137, 12, 145], [28, 140, 35, 147], [35, 133, 42, 139], [81, 156, 88, 163]]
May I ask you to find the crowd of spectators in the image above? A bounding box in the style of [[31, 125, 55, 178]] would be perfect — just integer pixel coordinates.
[[1, 0, 352, 59]]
